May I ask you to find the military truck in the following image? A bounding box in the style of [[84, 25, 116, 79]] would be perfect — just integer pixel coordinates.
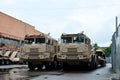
[[0, 43, 21, 65], [0, 48, 19, 65], [9, 51, 20, 64], [0, 44, 10, 65], [20, 34, 58, 70], [96, 49, 106, 67], [57, 33, 98, 69]]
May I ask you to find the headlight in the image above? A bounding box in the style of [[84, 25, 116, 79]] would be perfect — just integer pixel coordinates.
[[25, 55, 29, 59], [98, 56, 102, 59], [61, 55, 66, 59], [39, 55, 44, 59], [78, 55, 83, 59], [44, 53, 50, 58], [38, 54, 49, 59]]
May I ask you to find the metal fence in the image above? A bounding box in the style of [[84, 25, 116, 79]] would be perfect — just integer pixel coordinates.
[[111, 25, 120, 73]]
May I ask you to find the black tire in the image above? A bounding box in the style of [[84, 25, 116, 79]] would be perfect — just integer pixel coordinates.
[[37, 65, 43, 70], [4, 60, 10, 65], [0, 59, 2, 65], [28, 62, 35, 71], [62, 63, 69, 70], [45, 64, 52, 70], [1, 59, 5, 65], [53, 55, 59, 70], [90, 55, 97, 69], [100, 61, 106, 67]]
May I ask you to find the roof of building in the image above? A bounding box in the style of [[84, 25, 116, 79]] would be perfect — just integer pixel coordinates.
[[0, 12, 43, 41]]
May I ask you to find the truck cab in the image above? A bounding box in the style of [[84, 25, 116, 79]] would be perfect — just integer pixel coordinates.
[[96, 49, 106, 67], [57, 33, 97, 69], [20, 34, 58, 70]]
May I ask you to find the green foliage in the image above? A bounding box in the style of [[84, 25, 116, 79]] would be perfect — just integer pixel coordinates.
[[103, 45, 111, 57], [93, 43, 99, 50]]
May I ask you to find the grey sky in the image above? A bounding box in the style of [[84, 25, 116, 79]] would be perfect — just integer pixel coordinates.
[[1, 0, 120, 47]]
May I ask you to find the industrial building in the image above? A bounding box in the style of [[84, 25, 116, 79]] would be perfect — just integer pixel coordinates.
[[0, 12, 42, 50]]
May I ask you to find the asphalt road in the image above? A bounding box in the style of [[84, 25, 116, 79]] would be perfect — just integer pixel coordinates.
[[0, 63, 119, 80]]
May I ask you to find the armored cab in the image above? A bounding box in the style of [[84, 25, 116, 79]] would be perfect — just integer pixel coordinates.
[[96, 49, 106, 67], [20, 34, 58, 70], [57, 33, 98, 69]]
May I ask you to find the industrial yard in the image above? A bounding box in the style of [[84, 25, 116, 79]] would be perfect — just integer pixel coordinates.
[[0, 0, 120, 79]]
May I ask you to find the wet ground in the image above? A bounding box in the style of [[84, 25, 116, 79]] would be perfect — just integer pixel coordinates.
[[0, 63, 119, 80]]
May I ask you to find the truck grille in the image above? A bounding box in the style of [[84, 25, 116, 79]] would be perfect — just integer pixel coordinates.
[[29, 53, 39, 59], [29, 53, 39, 56], [30, 48, 38, 52], [66, 54, 78, 56], [68, 48, 77, 52], [67, 54, 78, 59]]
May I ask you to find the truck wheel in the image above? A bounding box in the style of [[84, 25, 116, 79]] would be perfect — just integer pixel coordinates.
[[94, 55, 98, 69], [28, 62, 35, 71], [0, 59, 2, 65], [100, 61, 106, 67], [1, 59, 5, 65], [45, 64, 51, 70], [6, 60, 9, 65], [53, 55, 59, 70], [63, 63, 69, 70], [4, 60, 9, 65], [90, 55, 97, 69], [37, 65, 43, 70]]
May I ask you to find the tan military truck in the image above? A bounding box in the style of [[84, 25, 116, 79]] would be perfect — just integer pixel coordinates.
[[57, 33, 98, 69], [0, 44, 10, 65], [20, 34, 58, 70], [9, 51, 20, 64], [96, 49, 106, 67]]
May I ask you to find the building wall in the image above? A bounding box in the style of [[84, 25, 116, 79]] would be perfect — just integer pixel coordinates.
[[0, 12, 43, 50], [0, 12, 42, 40]]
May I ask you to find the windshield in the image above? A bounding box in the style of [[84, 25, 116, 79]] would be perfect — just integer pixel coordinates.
[[61, 37, 72, 43], [24, 38, 34, 44], [24, 37, 45, 44], [61, 36, 84, 43], [73, 36, 84, 43], [36, 38, 45, 44]]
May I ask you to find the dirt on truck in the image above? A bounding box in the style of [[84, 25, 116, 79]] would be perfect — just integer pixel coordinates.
[[20, 34, 58, 70], [57, 33, 98, 69]]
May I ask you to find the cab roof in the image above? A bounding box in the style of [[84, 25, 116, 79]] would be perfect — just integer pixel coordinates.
[[61, 33, 90, 39], [25, 34, 57, 41]]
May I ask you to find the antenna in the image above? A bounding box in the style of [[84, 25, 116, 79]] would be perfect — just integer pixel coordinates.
[[81, 31, 84, 34], [48, 33, 50, 36]]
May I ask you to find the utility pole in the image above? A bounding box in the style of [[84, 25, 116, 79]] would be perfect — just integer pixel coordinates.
[[116, 16, 118, 30], [116, 16, 118, 38]]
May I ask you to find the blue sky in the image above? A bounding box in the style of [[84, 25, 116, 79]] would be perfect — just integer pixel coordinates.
[[1, 0, 120, 47]]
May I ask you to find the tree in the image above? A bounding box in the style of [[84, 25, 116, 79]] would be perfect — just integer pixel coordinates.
[[103, 45, 111, 57], [93, 43, 99, 50]]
